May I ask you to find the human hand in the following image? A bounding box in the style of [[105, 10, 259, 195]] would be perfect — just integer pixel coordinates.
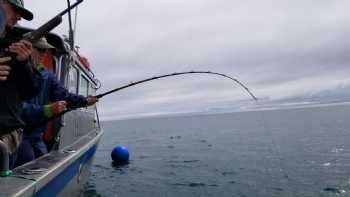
[[50, 101, 67, 114], [86, 96, 98, 106], [8, 40, 33, 62], [0, 57, 11, 81]]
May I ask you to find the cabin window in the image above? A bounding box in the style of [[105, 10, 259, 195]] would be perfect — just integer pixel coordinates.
[[79, 75, 89, 96], [53, 56, 60, 78], [68, 66, 79, 94], [89, 84, 96, 96]]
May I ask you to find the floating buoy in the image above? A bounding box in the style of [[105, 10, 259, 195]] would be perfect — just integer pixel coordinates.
[[111, 145, 129, 164]]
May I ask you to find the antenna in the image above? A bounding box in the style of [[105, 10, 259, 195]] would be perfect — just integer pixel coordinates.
[[73, 5, 79, 44], [66, 0, 74, 50]]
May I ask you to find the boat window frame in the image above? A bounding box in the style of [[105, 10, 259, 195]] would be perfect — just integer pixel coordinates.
[[89, 83, 96, 96], [79, 74, 89, 97], [67, 64, 79, 94]]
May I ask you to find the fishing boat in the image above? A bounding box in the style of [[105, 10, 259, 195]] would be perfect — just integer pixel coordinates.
[[0, 6, 103, 196]]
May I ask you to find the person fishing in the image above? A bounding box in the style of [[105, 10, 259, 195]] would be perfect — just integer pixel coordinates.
[[0, 0, 42, 169], [15, 37, 98, 167]]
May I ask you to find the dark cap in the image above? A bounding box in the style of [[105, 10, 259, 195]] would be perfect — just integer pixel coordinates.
[[7, 0, 33, 21]]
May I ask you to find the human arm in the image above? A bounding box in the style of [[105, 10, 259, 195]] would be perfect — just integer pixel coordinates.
[[21, 102, 48, 124], [49, 72, 97, 108], [21, 101, 67, 123]]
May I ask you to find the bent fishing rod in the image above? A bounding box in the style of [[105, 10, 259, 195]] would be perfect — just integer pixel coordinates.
[[97, 71, 257, 100], [25, 71, 258, 130]]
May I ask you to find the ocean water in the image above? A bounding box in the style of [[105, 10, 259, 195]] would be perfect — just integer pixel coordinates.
[[83, 104, 350, 197]]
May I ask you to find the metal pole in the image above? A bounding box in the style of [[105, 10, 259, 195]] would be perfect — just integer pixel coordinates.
[[67, 0, 74, 50]]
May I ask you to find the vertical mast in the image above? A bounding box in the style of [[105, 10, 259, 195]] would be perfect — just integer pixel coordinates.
[[66, 0, 74, 50]]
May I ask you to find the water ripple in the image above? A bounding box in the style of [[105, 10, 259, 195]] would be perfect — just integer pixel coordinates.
[[171, 182, 218, 187], [323, 187, 346, 195]]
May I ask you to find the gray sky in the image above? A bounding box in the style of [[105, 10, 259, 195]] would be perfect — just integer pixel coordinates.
[[22, 0, 350, 120]]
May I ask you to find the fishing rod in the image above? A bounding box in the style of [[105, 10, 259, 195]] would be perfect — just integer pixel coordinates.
[[25, 71, 257, 130], [96, 71, 257, 100]]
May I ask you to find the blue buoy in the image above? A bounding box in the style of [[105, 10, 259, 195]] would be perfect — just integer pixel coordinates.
[[111, 145, 130, 164]]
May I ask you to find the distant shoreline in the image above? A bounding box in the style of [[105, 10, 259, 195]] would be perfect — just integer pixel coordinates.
[[101, 101, 350, 122]]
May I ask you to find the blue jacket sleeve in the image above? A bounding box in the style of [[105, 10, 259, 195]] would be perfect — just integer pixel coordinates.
[[21, 102, 46, 124], [14, 60, 43, 100], [48, 72, 87, 109]]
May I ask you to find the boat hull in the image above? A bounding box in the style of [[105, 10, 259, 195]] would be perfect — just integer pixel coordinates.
[[0, 129, 103, 197], [37, 144, 98, 197]]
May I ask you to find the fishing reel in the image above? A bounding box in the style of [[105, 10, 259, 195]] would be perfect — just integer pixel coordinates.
[[0, 31, 39, 67], [0, 34, 25, 67], [0, 50, 18, 66]]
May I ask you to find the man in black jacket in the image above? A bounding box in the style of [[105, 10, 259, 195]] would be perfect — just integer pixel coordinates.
[[0, 0, 42, 168]]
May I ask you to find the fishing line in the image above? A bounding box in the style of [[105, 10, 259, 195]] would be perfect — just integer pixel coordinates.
[[255, 102, 294, 196]]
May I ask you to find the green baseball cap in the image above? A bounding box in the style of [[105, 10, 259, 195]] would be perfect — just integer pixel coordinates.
[[6, 0, 33, 21]]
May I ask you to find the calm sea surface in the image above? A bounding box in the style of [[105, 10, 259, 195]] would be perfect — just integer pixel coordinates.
[[83, 104, 350, 197]]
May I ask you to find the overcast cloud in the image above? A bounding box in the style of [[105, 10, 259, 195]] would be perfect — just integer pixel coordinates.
[[21, 0, 350, 120]]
